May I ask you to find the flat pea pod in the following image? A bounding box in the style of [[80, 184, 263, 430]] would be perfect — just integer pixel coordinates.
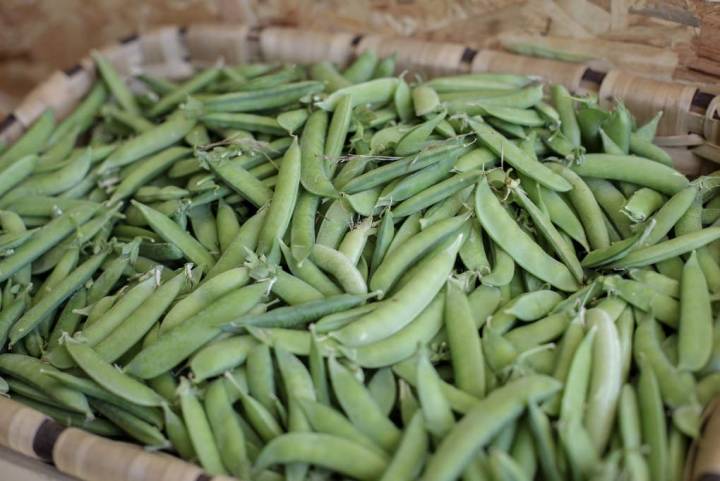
[[547, 162, 610, 250], [8, 250, 107, 345], [108, 147, 190, 203], [634, 315, 696, 409], [162, 405, 196, 461], [318, 78, 399, 111], [254, 433, 389, 481], [246, 343, 278, 417], [132, 201, 215, 272], [584, 308, 622, 453], [0, 154, 37, 198], [341, 140, 467, 194], [178, 378, 227, 475], [298, 398, 382, 454], [204, 380, 251, 479], [290, 190, 320, 263], [610, 227, 720, 269], [91, 399, 168, 447], [470, 119, 570, 192], [0, 203, 99, 284], [604, 276, 678, 327], [124, 282, 269, 379], [638, 185, 697, 248], [300, 110, 338, 198], [0, 110, 54, 172], [257, 138, 301, 254], [311, 245, 367, 295], [551, 84, 580, 146], [205, 156, 273, 208], [475, 178, 579, 292], [512, 186, 584, 282], [630, 132, 673, 165], [0, 354, 90, 415], [341, 293, 443, 368], [324, 94, 353, 175], [92, 51, 140, 115], [333, 234, 461, 346], [189, 335, 256, 382], [678, 251, 713, 371], [148, 67, 221, 116], [343, 51, 379, 83], [377, 410, 427, 481], [12, 394, 119, 437], [162, 267, 249, 331], [421, 375, 561, 481], [328, 356, 401, 451], [370, 214, 467, 294], [584, 178, 634, 238], [207, 209, 266, 279], [99, 110, 196, 173], [570, 154, 690, 195], [637, 357, 668, 481], [445, 279, 486, 398], [417, 346, 455, 438], [280, 241, 342, 296], [65, 339, 165, 407], [229, 293, 367, 331], [95, 269, 187, 363], [394, 77, 414, 122], [527, 402, 562, 481], [619, 384, 651, 481], [391, 170, 482, 218], [202, 81, 324, 112], [602, 102, 632, 153], [311, 62, 351, 92]]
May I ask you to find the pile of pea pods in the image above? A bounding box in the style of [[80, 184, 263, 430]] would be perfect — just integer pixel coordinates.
[[0, 48, 718, 481]]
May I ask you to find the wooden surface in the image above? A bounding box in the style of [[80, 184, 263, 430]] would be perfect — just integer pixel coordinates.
[[0, 446, 78, 481], [0, 0, 718, 115]]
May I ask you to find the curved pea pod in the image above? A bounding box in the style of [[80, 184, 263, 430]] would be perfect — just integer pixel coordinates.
[[421, 375, 561, 481], [311, 245, 367, 295], [512, 186, 584, 283], [328, 356, 401, 451], [300, 110, 338, 198], [603, 276, 678, 327], [444, 85, 545, 113], [108, 147, 191, 203], [0, 154, 37, 198], [202, 80, 324, 112], [637, 357, 668, 481], [416, 346, 455, 439], [634, 314, 698, 412], [551, 84, 580, 146], [311, 62, 351, 92], [630, 132, 673, 165], [124, 282, 269, 379], [581, 228, 648, 268], [254, 433, 389, 481], [8, 250, 108, 345], [5, 110, 53, 168], [641, 185, 697, 247], [370, 214, 467, 294], [678, 251, 713, 371], [570, 154, 689, 195], [343, 50, 378, 83], [583, 308, 622, 453], [445, 280, 486, 398], [332, 233, 462, 346], [611, 227, 720, 269], [99, 110, 196, 173], [0, 203, 99, 284], [131, 201, 215, 273], [317, 78, 399, 111], [0, 354, 91, 415], [391, 170, 482, 219], [470, 120, 570, 192], [64, 338, 165, 407], [340, 293, 444, 368], [394, 112, 446, 156], [475, 178, 579, 292]]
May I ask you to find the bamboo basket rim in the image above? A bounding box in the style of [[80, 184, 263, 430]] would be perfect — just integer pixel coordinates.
[[0, 22, 718, 481]]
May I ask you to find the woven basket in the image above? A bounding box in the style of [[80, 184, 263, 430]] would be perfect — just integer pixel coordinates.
[[0, 23, 719, 481]]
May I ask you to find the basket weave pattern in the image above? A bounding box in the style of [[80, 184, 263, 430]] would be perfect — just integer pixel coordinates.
[[0, 23, 719, 481]]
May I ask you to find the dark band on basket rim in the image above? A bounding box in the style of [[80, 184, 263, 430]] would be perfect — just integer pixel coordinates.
[[582, 68, 607, 84], [63, 64, 84, 77], [119, 33, 139, 45], [698, 474, 720, 481], [461, 47, 478, 66], [195, 474, 212, 481], [32, 419, 66, 461], [351, 34, 364, 47], [0, 113, 17, 135]]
